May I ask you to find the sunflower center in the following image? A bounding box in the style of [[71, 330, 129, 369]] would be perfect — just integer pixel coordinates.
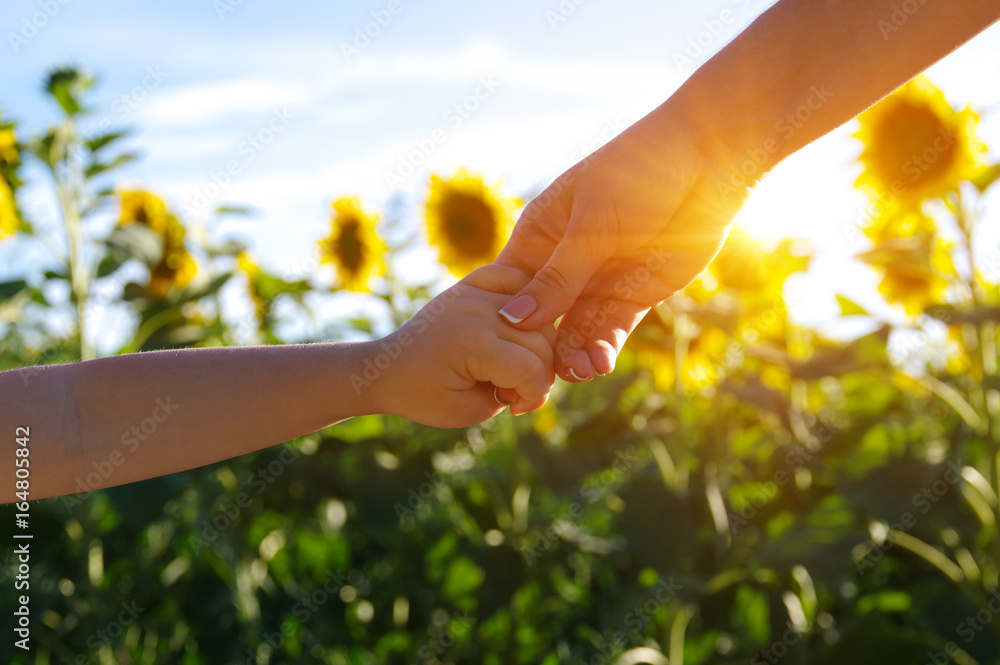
[[871, 102, 958, 190], [441, 194, 496, 257], [337, 220, 365, 273]]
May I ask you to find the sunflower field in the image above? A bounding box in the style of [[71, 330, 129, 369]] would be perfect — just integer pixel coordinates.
[[3, 67, 1000, 665]]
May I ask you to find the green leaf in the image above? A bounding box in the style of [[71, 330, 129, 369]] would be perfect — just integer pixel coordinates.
[[44, 269, 70, 281], [122, 282, 149, 301], [972, 163, 1000, 193], [172, 272, 233, 304], [106, 224, 164, 267], [85, 152, 138, 179], [0, 279, 27, 301], [925, 304, 1000, 325], [45, 66, 93, 117], [30, 130, 59, 169], [733, 585, 770, 644], [257, 272, 310, 300], [96, 251, 127, 278], [346, 317, 373, 334], [214, 205, 256, 217], [441, 556, 485, 601], [836, 294, 869, 317], [84, 130, 130, 153], [209, 239, 247, 257], [27, 287, 49, 306]]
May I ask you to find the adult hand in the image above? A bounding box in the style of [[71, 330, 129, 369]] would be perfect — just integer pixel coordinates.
[[496, 107, 750, 382], [495, 0, 1000, 383]]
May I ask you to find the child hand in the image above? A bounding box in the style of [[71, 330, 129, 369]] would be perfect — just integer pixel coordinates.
[[357, 265, 556, 428]]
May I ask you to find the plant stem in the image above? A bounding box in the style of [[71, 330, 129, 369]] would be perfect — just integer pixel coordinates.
[[53, 119, 93, 360]]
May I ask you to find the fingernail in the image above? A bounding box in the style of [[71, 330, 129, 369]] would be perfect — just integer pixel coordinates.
[[499, 295, 537, 325], [595, 372, 606, 378], [567, 367, 592, 382], [494, 387, 511, 406]]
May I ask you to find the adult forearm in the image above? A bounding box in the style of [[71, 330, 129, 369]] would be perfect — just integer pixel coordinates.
[[1, 343, 375, 501], [664, 0, 1000, 183]]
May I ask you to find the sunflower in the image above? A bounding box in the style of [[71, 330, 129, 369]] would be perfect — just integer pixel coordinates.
[[318, 197, 385, 292], [119, 189, 170, 235], [861, 207, 937, 245], [118, 189, 197, 298], [856, 232, 954, 316], [855, 75, 987, 208], [709, 227, 810, 302], [0, 176, 16, 241], [237, 251, 268, 326], [628, 313, 733, 393], [148, 221, 197, 299], [0, 129, 18, 167], [0, 128, 20, 242], [426, 169, 518, 277], [684, 325, 732, 391], [633, 339, 677, 392]]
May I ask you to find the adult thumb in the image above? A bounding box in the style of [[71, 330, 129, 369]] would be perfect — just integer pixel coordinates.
[[499, 237, 606, 329]]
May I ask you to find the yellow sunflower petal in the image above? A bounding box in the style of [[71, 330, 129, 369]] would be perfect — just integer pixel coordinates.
[[118, 189, 171, 236], [683, 326, 731, 390], [0, 129, 19, 167], [862, 207, 937, 244], [0, 175, 17, 241], [857, 234, 953, 315], [710, 227, 810, 302]]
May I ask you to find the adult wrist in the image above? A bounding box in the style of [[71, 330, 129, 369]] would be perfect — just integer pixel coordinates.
[[657, 67, 791, 192]]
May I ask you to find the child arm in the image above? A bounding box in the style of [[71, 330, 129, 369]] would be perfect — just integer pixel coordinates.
[[0, 265, 553, 502]]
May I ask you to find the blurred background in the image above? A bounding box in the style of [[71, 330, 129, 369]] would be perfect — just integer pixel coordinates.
[[3, 1, 1000, 664]]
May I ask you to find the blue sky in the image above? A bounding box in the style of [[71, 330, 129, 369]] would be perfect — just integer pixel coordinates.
[[3, 0, 1000, 351]]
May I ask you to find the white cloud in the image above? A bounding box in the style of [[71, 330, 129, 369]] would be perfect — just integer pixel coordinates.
[[140, 77, 309, 126]]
